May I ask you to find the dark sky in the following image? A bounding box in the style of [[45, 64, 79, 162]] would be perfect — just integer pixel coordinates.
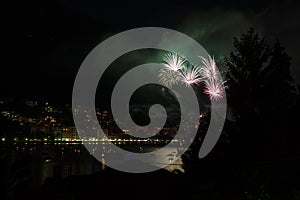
[[3, 0, 300, 103]]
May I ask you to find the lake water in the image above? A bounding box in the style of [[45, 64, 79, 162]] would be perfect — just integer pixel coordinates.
[[0, 142, 183, 197]]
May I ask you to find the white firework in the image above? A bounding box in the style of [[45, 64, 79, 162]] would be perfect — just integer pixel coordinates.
[[203, 78, 226, 101], [159, 68, 181, 88], [199, 55, 218, 80], [160, 52, 226, 101], [163, 52, 185, 71], [180, 67, 202, 87], [199, 55, 226, 101]]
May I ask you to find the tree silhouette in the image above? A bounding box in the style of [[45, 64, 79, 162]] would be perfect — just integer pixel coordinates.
[[224, 28, 298, 160]]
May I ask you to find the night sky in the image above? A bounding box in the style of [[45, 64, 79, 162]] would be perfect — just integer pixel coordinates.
[[3, 0, 300, 103]]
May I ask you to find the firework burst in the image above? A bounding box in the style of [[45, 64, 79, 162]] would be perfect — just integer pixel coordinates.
[[199, 56, 218, 80], [158, 68, 181, 88], [198, 55, 226, 101], [160, 52, 226, 101], [180, 67, 202, 87], [203, 79, 225, 101], [163, 52, 185, 71]]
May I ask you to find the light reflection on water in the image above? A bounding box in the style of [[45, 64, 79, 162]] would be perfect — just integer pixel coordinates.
[[8, 143, 103, 187], [2, 142, 183, 190]]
